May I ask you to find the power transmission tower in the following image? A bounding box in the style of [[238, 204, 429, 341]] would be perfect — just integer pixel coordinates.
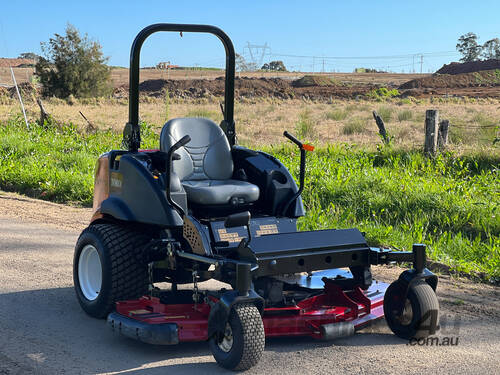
[[242, 42, 271, 71], [420, 54, 423, 74]]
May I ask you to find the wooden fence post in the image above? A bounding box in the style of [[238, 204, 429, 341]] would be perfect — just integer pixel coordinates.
[[37, 98, 49, 125], [424, 109, 439, 155], [372, 110, 389, 144], [438, 120, 449, 149]]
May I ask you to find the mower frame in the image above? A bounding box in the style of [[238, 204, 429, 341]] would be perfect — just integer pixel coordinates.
[[74, 23, 440, 371]]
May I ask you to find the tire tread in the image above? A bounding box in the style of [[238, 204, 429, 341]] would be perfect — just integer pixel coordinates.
[[74, 223, 150, 318]]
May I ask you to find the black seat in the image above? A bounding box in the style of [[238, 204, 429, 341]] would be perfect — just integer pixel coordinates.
[[160, 118, 259, 206]]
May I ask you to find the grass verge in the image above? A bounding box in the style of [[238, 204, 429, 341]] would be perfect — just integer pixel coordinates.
[[1, 117, 498, 281]]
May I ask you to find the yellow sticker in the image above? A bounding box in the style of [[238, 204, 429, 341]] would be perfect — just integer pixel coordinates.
[[256, 224, 279, 236], [218, 228, 244, 243], [129, 309, 151, 315]]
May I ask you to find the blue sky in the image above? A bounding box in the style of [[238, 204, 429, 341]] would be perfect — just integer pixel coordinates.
[[0, 0, 498, 72]]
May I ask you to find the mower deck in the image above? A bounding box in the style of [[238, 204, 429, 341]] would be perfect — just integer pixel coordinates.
[[107, 273, 388, 345]]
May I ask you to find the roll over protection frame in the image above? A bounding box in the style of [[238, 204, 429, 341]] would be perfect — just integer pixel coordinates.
[[124, 23, 236, 151]]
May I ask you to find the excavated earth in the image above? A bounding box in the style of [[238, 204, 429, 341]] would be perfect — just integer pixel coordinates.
[[126, 76, 377, 101], [436, 59, 500, 75]]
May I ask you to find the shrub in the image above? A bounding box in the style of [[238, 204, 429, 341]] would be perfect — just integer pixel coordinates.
[[366, 87, 400, 100], [35, 24, 111, 98]]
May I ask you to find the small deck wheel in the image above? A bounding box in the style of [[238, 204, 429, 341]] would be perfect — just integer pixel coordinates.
[[384, 279, 439, 340], [209, 303, 265, 371]]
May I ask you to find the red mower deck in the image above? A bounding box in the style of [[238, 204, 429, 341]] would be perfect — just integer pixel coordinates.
[[108, 279, 388, 344]]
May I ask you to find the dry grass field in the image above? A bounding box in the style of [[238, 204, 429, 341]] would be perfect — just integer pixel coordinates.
[[1, 94, 498, 152]]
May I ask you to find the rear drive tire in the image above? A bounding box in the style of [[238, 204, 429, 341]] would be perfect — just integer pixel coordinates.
[[209, 303, 265, 371], [73, 223, 150, 319], [384, 279, 439, 339]]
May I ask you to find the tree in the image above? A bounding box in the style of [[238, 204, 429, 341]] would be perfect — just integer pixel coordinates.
[[482, 38, 500, 60], [235, 53, 249, 72], [35, 24, 111, 98], [261, 60, 287, 71], [456, 32, 482, 62], [18, 52, 40, 60]]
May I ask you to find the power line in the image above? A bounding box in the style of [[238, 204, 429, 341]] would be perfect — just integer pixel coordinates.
[[267, 50, 458, 60]]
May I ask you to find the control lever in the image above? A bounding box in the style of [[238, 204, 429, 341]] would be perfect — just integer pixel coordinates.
[[281, 131, 314, 216], [166, 135, 191, 216]]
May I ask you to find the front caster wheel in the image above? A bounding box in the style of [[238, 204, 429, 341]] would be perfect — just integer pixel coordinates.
[[384, 279, 439, 340], [209, 303, 265, 371]]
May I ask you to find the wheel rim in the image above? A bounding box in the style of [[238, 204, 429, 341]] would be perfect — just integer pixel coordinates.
[[218, 323, 234, 353], [395, 299, 413, 325], [78, 244, 102, 301]]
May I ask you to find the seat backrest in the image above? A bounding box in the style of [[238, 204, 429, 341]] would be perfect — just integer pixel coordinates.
[[160, 117, 233, 181]]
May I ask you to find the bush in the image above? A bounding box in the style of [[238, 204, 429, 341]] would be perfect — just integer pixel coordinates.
[[366, 87, 400, 101], [35, 24, 111, 98]]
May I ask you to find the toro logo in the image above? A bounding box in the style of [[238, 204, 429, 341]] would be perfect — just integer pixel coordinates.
[[110, 172, 123, 191]]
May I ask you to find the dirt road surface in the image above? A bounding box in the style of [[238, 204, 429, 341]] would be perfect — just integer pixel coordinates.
[[0, 191, 499, 374]]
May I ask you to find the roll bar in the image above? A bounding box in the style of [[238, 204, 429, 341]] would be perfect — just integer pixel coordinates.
[[123, 23, 236, 151]]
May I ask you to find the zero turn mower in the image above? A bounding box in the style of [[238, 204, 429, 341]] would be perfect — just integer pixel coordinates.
[[73, 23, 439, 371]]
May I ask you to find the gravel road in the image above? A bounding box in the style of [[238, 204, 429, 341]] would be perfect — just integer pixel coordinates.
[[0, 191, 499, 374]]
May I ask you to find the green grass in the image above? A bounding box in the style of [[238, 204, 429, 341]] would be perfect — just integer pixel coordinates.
[[0, 115, 160, 206], [295, 109, 316, 139], [1, 117, 499, 281], [471, 112, 496, 127], [326, 109, 348, 121], [342, 118, 366, 135], [397, 109, 413, 122], [366, 87, 400, 101], [377, 106, 393, 123]]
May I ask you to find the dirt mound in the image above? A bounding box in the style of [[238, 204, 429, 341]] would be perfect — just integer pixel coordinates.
[[436, 59, 500, 75], [0, 58, 35, 67], [133, 76, 371, 101], [399, 69, 500, 89], [292, 75, 338, 87], [7, 82, 37, 99]]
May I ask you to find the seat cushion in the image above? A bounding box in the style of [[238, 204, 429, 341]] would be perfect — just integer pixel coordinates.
[[160, 118, 233, 181], [182, 180, 260, 205]]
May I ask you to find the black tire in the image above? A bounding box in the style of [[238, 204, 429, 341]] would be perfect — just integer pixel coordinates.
[[73, 223, 150, 319], [384, 279, 439, 340], [209, 303, 265, 371]]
